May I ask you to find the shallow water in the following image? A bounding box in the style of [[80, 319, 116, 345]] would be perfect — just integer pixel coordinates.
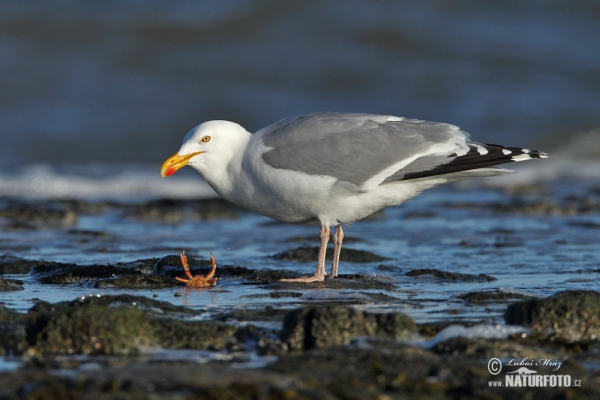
[[2, 162, 599, 326]]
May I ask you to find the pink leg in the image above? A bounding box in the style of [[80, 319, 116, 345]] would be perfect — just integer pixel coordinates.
[[281, 225, 329, 283], [330, 225, 344, 278]]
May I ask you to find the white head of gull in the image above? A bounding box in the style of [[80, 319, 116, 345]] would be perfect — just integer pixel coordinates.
[[161, 112, 548, 282]]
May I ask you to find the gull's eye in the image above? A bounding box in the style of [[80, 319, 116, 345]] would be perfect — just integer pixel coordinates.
[[201, 135, 211, 143]]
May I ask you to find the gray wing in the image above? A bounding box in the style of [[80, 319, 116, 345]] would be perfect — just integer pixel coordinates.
[[260, 112, 472, 190]]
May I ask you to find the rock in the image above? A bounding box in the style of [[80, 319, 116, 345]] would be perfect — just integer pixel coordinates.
[[456, 290, 536, 304], [406, 268, 496, 282], [505, 290, 600, 343], [0, 201, 77, 229], [116, 258, 161, 274], [0, 255, 54, 275], [0, 304, 27, 356], [23, 294, 248, 356], [93, 274, 175, 288], [31, 263, 138, 284], [281, 305, 416, 350], [26, 297, 159, 355], [126, 198, 241, 223], [272, 246, 389, 263], [0, 277, 24, 292]]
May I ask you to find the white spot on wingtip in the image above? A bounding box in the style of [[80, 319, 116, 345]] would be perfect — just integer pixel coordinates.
[[475, 145, 488, 155], [502, 149, 512, 155], [511, 154, 531, 162]]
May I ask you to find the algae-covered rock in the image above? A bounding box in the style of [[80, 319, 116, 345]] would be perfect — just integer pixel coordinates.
[[406, 268, 496, 282], [0, 255, 58, 275], [23, 294, 247, 356], [31, 263, 138, 284], [155, 319, 239, 351], [127, 198, 241, 223], [272, 246, 389, 263], [0, 304, 28, 356], [505, 290, 600, 343], [0, 201, 77, 229], [93, 274, 175, 288], [27, 298, 157, 355], [456, 289, 535, 304], [281, 305, 416, 350], [0, 277, 24, 292]]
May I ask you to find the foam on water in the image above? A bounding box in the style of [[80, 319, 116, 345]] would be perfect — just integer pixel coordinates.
[[2, 158, 595, 202], [421, 324, 529, 349], [0, 163, 216, 200]]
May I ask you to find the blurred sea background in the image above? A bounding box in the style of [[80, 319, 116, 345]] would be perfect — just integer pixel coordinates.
[[1, 0, 600, 199]]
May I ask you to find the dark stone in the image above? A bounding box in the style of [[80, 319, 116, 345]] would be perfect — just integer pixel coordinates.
[[281, 305, 416, 350], [0, 277, 24, 292], [116, 258, 162, 274], [93, 274, 176, 288], [31, 263, 139, 284], [0, 201, 77, 229], [505, 290, 600, 343], [126, 198, 242, 223], [272, 246, 389, 263], [0, 304, 28, 356], [23, 294, 246, 355], [406, 268, 497, 282], [0, 255, 56, 275], [456, 290, 536, 304]]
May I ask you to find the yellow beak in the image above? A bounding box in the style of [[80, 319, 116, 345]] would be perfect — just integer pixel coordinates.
[[160, 151, 204, 177]]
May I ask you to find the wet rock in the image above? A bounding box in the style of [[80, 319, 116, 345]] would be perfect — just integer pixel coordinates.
[[31, 263, 139, 284], [116, 257, 162, 274], [0, 277, 24, 291], [93, 274, 176, 288], [443, 197, 600, 216], [155, 319, 239, 351], [214, 306, 289, 324], [239, 267, 299, 282], [376, 264, 401, 272], [501, 183, 549, 196], [0, 255, 56, 275], [492, 199, 579, 216], [270, 291, 303, 299], [430, 336, 567, 362], [0, 201, 77, 229], [26, 297, 158, 355], [0, 344, 598, 400], [505, 290, 600, 343], [126, 198, 241, 223], [281, 305, 416, 350], [268, 345, 453, 398], [406, 268, 497, 282], [23, 294, 247, 355], [456, 289, 536, 304], [0, 304, 28, 356], [272, 245, 389, 262]]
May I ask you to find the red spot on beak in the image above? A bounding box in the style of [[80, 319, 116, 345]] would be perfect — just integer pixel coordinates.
[[164, 167, 176, 177]]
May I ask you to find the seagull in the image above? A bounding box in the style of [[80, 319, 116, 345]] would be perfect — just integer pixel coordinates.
[[161, 112, 547, 282]]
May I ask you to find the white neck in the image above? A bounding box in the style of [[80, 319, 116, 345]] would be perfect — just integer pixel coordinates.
[[192, 130, 252, 201]]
